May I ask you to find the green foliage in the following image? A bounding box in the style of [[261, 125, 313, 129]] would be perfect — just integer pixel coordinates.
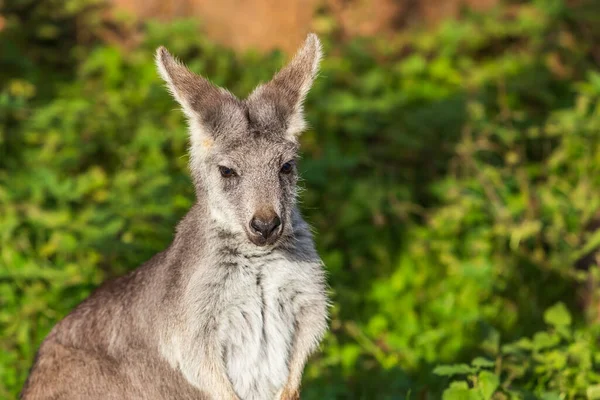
[[2, 0, 600, 398], [437, 303, 600, 399]]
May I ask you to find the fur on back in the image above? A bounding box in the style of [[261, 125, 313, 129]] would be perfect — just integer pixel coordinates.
[[21, 34, 328, 400]]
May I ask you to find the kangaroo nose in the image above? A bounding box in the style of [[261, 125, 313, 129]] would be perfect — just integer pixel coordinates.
[[250, 214, 281, 239]]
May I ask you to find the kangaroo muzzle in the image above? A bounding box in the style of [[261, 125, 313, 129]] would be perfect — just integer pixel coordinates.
[[247, 209, 283, 246]]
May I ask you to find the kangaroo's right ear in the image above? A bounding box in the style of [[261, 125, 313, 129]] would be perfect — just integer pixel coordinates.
[[155, 47, 241, 142], [156, 47, 218, 119]]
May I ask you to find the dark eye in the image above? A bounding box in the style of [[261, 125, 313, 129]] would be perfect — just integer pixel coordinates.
[[280, 161, 294, 174], [219, 166, 236, 178]]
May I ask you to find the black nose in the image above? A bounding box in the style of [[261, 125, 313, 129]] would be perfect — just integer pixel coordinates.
[[250, 215, 281, 239]]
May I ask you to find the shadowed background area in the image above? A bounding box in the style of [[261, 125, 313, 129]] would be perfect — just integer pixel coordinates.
[[2, 0, 600, 398]]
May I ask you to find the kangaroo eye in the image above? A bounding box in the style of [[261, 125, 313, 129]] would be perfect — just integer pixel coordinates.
[[280, 161, 294, 174], [219, 166, 236, 178]]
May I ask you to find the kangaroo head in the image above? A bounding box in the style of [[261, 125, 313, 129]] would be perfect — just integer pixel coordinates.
[[156, 34, 322, 246]]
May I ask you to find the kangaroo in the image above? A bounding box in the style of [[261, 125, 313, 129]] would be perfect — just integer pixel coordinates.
[[21, 34, 329, 400]]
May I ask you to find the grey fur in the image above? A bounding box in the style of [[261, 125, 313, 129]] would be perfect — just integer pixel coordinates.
[[21, 34, 328, 400]]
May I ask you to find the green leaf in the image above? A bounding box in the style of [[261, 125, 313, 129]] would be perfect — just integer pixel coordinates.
[[533, 332, 560, 350], [442, 382, 482, 400], [570, 229, 600, 263], [544, 302, 572, 328], [502, 338, 533, 354], [434, 364, 477, 376], [472, 357, 495, 369], [588, 385, 600, 400], [477, 371, 499, 400]]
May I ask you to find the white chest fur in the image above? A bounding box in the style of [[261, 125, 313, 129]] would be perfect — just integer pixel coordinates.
[[220, 254, 297, 400], [162, 240, 323, 400]]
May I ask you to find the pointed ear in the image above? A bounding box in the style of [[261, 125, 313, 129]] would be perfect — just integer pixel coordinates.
[[248, 33, 322, 139], [156, 46, 243, 145], [156, 47, 220, 119]]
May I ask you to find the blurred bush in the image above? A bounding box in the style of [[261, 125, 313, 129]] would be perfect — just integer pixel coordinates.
[[2, 0, 600, 398]]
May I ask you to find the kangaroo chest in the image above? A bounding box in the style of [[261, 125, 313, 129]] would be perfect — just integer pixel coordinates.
[[219, 253, 298, 400]]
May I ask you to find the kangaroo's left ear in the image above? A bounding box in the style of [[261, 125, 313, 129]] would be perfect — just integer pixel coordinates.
[[247, 34, 323, 139]]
